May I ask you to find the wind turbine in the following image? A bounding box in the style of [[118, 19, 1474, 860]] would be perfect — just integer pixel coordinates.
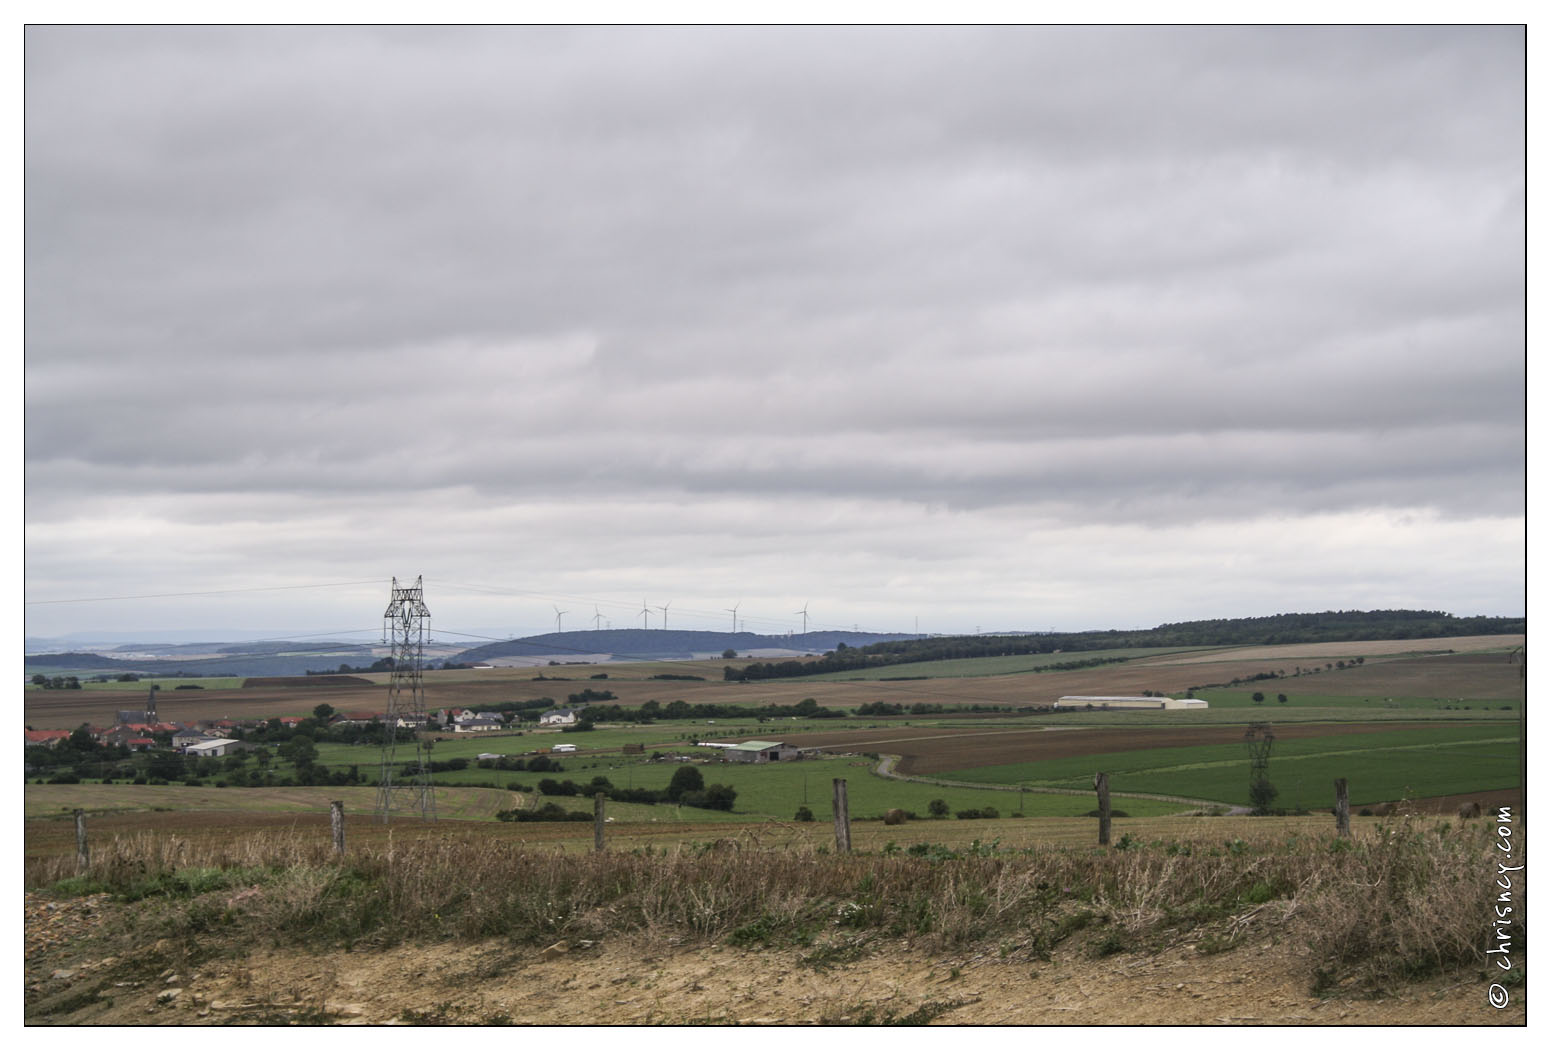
[[553, 606, 568, 634], [592, 606, 604, 631], [657, 600, 672, 630], [725, 601, 741, 633], [795, 602, 809, 634], [639, 599, 651, 629]]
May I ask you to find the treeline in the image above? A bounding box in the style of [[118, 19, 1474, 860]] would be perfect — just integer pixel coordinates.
[[573, 697, 844, 724], [724, 647, 1127, 683], [527, 765, 736, 812], [855, 701, 1016, 716], [721, 610, 1524, 682]]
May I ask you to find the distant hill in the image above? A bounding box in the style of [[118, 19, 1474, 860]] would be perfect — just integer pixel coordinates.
[[450, 628, 920, 665], [23, 644, 387, 679], [726, 609, 1526, 683]]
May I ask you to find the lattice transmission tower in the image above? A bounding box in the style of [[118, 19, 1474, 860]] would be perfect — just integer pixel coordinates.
[[1244, 721, 1276, 812], [377, 576, 436, 823]]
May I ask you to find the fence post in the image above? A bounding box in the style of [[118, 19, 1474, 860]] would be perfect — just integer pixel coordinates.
[[1334, 778, 1350, 838], [331, 800, 346, 854], [1094, 772, 1111, 846], [594, 792, 606, 852], [832, 778, 851, 853], [74, 809, 88, 872]]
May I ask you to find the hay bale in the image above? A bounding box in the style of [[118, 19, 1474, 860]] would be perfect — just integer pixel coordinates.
[[1373, 803, 1395, 817], [883, 808, 906, 826], [1458, 801, 1482, 819]]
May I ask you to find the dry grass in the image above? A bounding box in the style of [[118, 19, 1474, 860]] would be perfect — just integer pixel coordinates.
[[29, 810, 1519, 995]]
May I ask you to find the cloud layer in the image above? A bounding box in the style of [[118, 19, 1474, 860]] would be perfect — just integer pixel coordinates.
[[24, 27, 1524, 639]]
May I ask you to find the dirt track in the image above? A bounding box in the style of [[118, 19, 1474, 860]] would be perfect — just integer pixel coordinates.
[[25, 905, 1522, 1026]]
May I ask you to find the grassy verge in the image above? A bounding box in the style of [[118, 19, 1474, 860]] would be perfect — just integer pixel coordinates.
[[26, 813, 1519, 998]]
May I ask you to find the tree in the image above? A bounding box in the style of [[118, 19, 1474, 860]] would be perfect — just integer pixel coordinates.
[[313, 703, 336, 721], [794, 805, 815, 822], [722, 649, 737, 659], [1252, 691, 1265, 704], [30, 674, 46, 687], [281, 735, 317, 766], [1277, 693, 1288, 704], [1249, 779, 1279, 814], [928, 798, 950, 818], [702, 784, 737, 811], [666, 764, 704, 802]]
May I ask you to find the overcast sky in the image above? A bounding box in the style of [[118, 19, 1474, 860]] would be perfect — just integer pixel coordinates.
[[22, 26, 1525, 644]]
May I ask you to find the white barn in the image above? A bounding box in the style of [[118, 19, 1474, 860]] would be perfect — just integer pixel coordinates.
[[1056, 696, 1209, 710], [184, 738, 243, 758]]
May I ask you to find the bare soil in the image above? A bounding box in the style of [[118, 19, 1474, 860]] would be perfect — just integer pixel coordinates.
[[24, 893, 1521, 1026]]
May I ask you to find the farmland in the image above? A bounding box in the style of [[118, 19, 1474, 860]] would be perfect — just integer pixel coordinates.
[[23, 630, 1525, 1027]]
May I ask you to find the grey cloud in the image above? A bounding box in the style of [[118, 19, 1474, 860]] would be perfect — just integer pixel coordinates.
[[24, 27, 1524, 634]]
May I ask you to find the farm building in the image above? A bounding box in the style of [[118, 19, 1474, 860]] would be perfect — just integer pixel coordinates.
[[184, 738, 243, 758], [550, 742, 578, 753], [726, 740, 802, 763], [454, 718, 503, 732], [1056, 696, 1208, 710]]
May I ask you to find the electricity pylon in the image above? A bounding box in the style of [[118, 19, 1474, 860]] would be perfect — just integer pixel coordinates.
[[377, 576, 436, 823]]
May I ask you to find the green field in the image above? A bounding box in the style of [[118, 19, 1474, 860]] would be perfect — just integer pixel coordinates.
[[936, 724, 1519, 809], [1193, 687, 1521, 711], [296, 743, 1192, 821], [521, 755, 1191, 821]]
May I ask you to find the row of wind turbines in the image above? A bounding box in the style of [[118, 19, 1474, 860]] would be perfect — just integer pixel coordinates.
[[549, 601, 812, 635]]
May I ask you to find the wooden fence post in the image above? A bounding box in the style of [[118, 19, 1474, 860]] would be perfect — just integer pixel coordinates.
[[331, 800, 346, 854], [832, 779, 851, 853], [1334, 778, 1350, 838], [594, 793, 606, 852], [1094, 772, 1111, 846], [75, 809, 88, 872]]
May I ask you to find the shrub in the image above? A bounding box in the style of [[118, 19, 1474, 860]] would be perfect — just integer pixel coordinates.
[[794, 806, 815, 822]]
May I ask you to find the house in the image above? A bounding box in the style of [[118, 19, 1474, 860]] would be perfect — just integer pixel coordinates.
[[173, 729, 217, 750], [539, 708, 579, 726], [24, 730, 71, 749], [454, 718, 503, 733]]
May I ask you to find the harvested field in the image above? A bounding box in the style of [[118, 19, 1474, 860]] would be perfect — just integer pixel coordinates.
[[23, 634, 1524, 729], [241, 675, 374, 688], [1253, 652, 1523, 699], [1138, 634, 1522, 665], [777, 721, 1486, 776]]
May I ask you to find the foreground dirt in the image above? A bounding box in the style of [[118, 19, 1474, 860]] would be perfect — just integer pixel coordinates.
[[25, 893, 1523, 1026]]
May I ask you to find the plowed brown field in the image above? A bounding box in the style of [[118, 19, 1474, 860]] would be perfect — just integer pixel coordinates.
[[775, 721, 1471, 775]]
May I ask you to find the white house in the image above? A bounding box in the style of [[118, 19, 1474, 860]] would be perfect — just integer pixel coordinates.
[[539, 708, 580, 726], [454, 718, 503, 733]]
